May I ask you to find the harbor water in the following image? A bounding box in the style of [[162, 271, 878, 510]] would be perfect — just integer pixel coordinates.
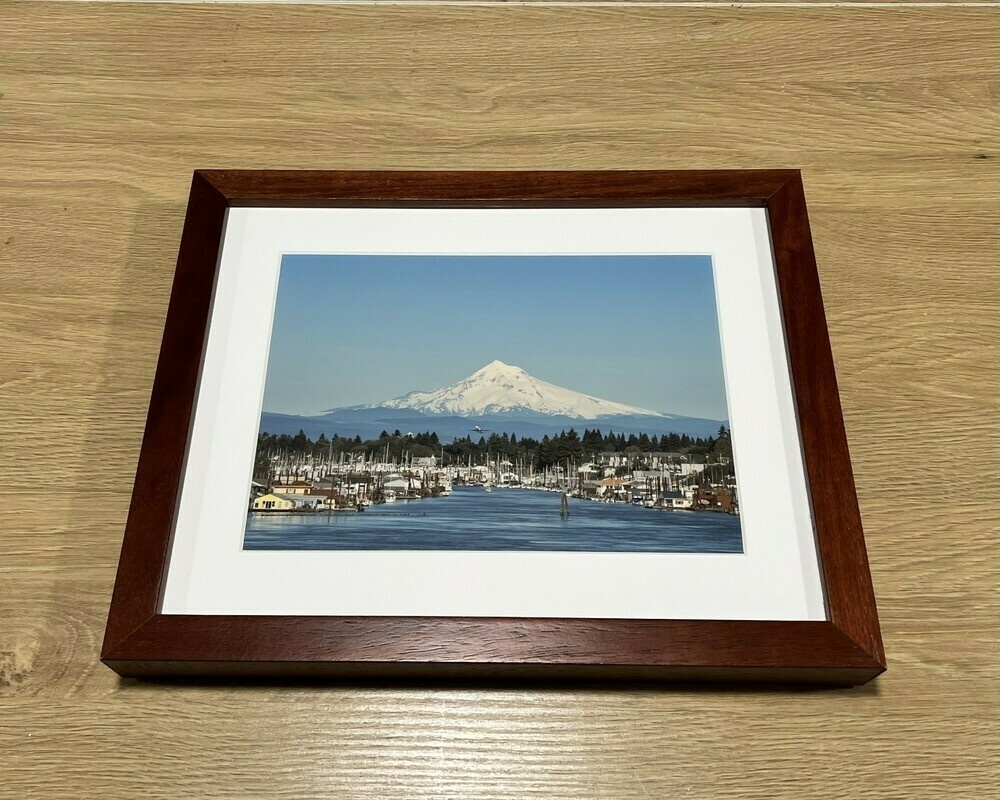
[[244, 485, 743, 553]]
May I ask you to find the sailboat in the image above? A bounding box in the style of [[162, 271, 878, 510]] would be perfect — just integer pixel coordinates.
[[483, 451, 493, 492]]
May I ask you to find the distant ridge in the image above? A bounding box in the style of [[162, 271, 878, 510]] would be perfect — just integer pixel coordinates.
[[263, 361, 725, 441]]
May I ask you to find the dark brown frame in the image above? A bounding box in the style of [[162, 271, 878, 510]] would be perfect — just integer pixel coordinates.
[[101, 170, 884, 685]]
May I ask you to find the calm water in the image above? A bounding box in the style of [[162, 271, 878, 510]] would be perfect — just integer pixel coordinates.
[[243, 486, 743, 553]]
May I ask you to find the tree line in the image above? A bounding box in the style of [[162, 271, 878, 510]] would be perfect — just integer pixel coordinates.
[[255, 426, 733, 478]]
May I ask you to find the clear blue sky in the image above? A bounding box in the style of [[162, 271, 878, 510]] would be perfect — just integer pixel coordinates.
[[262, 254, 730, 420]]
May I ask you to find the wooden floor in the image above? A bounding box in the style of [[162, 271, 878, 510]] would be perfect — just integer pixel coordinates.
[[2, 2, 998, 798]]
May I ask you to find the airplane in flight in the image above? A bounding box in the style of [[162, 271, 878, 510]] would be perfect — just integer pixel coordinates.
[[471, 426, 490, 434]]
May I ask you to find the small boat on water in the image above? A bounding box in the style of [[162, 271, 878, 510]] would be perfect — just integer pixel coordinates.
[[383, 491, 396, 503], [483, 481, 493, 493]]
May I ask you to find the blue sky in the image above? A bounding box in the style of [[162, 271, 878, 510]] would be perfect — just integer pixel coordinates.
[[262, 254, 730, 420]]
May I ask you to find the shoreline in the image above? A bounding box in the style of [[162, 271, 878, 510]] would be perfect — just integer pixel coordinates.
[[248, 483, 737, 517]]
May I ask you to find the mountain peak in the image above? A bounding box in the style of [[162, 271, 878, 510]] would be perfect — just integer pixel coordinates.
[[370, 362, 664, 420], [472, 360, 526, 378], [466, 359, 531, 381]]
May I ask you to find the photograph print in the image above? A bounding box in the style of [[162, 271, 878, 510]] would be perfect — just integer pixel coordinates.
[[245, 254, 742, 553]]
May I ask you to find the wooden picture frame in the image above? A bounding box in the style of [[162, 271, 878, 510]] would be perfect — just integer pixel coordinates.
[[101, 170, 885, 685]]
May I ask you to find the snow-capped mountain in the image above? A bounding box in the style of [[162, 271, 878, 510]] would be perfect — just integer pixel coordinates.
[[370, 360, 666, 420], [260, 360, 726, 441]]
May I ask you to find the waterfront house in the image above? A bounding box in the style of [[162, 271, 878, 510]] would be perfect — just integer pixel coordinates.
[[383, 474, 411, 493], [272, 479, 313, 495], [693, 485, 734, 511], [658, 490, 693, 510], [251, 493, 296, 511], [383, 473, 422, 494], [595, 477, 631, 501]]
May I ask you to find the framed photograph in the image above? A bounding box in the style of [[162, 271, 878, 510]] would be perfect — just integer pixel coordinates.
[[101, 170, 885, 685]]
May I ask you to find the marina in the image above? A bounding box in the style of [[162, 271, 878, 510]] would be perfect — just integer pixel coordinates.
[[246, 424, 741, 553], [244, 485, 743, 553]]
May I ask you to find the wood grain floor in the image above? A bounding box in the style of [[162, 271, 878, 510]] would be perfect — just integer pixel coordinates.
[[2, 2, 998, 798]]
